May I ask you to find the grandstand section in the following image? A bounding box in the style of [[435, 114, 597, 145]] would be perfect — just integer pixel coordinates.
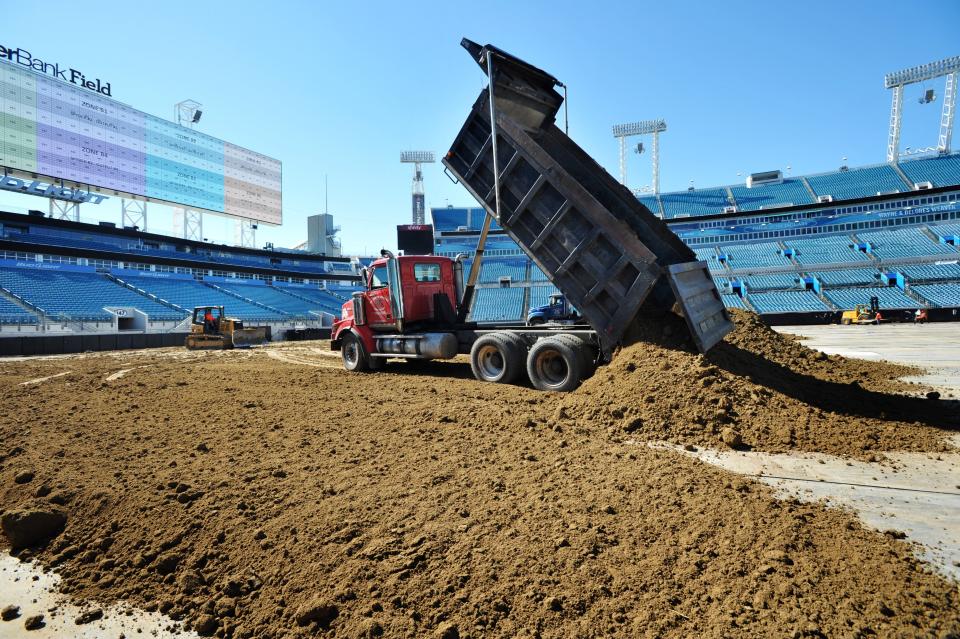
[[432, 152, 960, 322], [0, 208, 360, 344]]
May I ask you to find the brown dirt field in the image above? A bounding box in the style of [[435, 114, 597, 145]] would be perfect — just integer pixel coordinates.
[[1, 313, 959, 638]]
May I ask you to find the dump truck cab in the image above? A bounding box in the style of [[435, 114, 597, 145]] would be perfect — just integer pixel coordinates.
[[527, 293, 581, 326]]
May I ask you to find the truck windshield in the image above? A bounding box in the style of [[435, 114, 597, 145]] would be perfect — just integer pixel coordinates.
[[370, 266, 388, 289]]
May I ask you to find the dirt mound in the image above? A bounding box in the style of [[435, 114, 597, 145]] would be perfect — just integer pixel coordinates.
[[559, 310, 958, 457], [0, 338, 958, 638]]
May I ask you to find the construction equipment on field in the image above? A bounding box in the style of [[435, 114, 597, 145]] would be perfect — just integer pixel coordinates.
[[841, 296, 883, 325], [185, 306, 269, 350]]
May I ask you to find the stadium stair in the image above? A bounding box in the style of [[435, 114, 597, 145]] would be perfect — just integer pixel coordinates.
[[105, 274, 189, 316], [848, 233, 878, 261], [890, 162, 914, 189], [0, 288, 40, 323], [800, 177, 818, 201]]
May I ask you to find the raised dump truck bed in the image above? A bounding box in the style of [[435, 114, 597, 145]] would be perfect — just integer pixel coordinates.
[[444, 39, 732, 354]]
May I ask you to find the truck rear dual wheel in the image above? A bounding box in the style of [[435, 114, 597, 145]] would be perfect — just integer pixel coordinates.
[[470, 333, 525, 384], [526, 336, 585, 392]]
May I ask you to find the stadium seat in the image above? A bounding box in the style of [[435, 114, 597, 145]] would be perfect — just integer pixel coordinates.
[[823, 286, 918, 310], [910, 283, 960, 307], [469, 287, 525, 322], [788, 235, 869, 264], [806, 165, 906, 201], [898, 153, 960, 188], [747, 290, 830, 313], [116, 275, 288, 321], [0, 267, 185, 321]]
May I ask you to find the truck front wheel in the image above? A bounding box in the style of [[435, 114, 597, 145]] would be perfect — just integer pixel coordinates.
[[342, 333, 375, 372], [526, 336, 584, 392], [470, 333, 525, 384]]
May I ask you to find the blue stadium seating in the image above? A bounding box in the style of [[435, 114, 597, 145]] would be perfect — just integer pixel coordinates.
[[720, 242, 791, 268], [212, 282, 340, 317], [744, 273, 802, 290], [638, 195, 662, 216], [899, 153, 960, 188], [693, 247, 717, 261], [0, 295, 37, 324], [748, 290, 830, 313], [470, 287, 525, 322], [788, 235, 869, 264], [857, 228, 958, 259], [930, 223, 960, 239], [660, 188, 730, 218], [117, 275, 287, 321], [824, 286, 917, 310], [898, 262, 960, 281], [911, 283, 960, 307], [271, 287, 344, 315], [730, 179, 814, 212], [480, 259, 527, 282], [530, 265, 550, 282], [0, 268, 184, 321], [721, 294, 746, 309], [806, 165, 906, 200], [810, 269, 882, 286]]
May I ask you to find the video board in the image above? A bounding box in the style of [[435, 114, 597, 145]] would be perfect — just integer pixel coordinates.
[[0, 59, 282, 224]]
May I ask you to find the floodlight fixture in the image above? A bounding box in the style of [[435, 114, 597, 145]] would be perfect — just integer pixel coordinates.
[[884, 55, 960, 89], [611, 119, 667, 138], [400, 151, 436, 164]]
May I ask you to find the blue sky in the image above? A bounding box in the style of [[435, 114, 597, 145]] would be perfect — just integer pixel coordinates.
[[3, 0, 959, 254]]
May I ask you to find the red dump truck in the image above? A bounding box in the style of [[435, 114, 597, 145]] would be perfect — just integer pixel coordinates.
[[330, 40, 732, 391]]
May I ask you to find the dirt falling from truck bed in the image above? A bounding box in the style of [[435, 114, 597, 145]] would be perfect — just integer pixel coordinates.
[[559, 310, 958, 457], [0, 319, 959, 638]]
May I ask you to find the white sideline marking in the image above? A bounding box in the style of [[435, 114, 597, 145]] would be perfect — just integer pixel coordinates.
[[104, 365, 150, 381], [264, 349, 339, 369], [18, 371, 72, 386]]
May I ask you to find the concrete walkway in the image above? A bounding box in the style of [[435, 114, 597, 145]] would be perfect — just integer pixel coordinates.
[[776, 323, 960, 395]]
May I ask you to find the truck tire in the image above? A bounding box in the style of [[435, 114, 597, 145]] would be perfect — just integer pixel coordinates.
[[470, 333, 525, 384], [553, 333, 596, 377], [526, 336, 584, 392], [342, 332, 375, 372]]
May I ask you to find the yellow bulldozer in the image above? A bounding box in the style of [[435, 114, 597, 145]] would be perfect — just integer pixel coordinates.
[[185, 306, 269, 350], [840, 296, 884, 325]]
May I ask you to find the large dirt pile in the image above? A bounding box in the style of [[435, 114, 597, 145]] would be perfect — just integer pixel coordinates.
[[559, 310, 958, 457], [0, 332, 958, 638]]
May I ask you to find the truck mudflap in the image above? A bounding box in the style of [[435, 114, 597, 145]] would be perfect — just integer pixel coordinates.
[[664, 261, 733, 353]]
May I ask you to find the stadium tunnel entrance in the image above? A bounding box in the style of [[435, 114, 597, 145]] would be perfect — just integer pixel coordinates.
[[105, 307, 146, 332]]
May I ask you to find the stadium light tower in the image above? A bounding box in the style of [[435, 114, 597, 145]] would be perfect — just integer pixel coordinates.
[[884, 55, 960, 161], [400, 151, 435, 225], [612, 119, 667, 193]]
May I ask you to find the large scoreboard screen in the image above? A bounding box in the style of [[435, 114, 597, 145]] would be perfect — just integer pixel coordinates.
[[0, 59, 282, 224]]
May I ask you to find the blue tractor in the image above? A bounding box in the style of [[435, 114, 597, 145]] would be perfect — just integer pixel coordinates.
[[526, 293, 582, 326]]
